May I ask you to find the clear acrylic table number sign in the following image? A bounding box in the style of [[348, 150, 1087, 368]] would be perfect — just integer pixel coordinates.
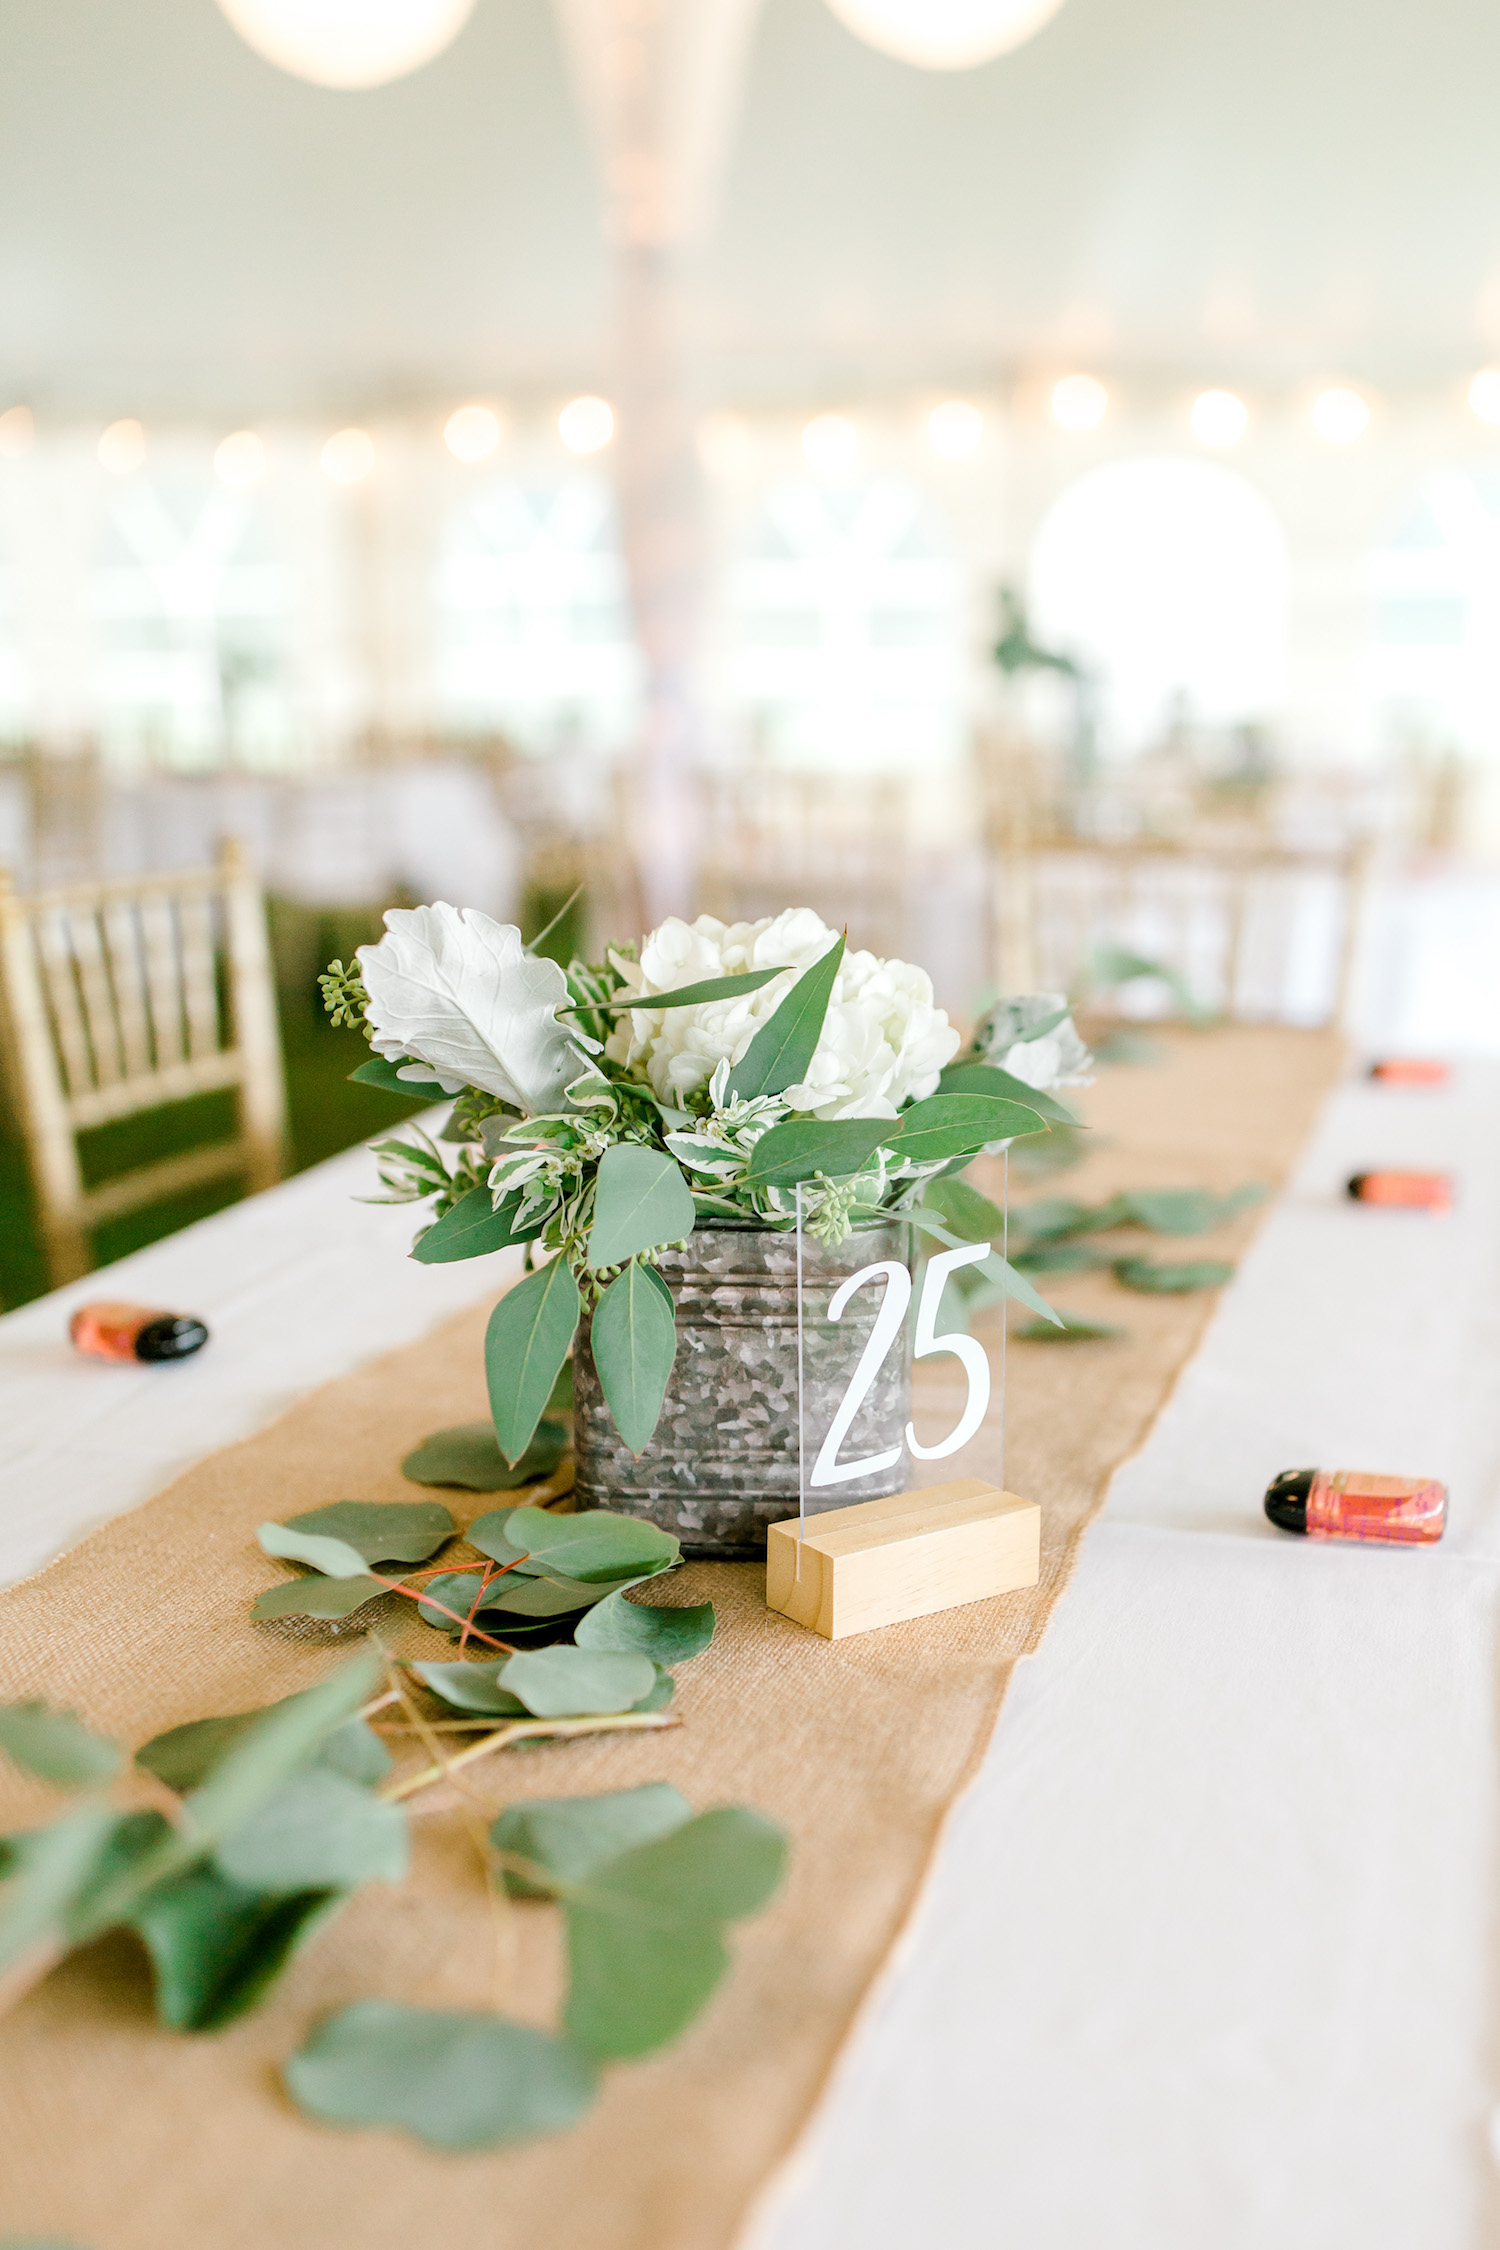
[[768, 1164, 1041, 1641]]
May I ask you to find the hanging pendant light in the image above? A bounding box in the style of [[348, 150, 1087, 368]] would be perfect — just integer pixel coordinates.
[[215, 0, 476, 89], [823, 0, 1066, 70]]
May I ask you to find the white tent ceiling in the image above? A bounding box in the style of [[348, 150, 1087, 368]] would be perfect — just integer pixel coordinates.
[[3, 0, 1500, 416]]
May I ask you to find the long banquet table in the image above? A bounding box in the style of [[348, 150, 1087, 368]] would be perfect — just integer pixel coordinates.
[[1, 1056, 1495, 2249]]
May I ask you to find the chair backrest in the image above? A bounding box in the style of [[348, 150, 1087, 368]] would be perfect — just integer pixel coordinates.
[[696, 768, 912, 958], [997, 839, 1370, 1027], [0, 837, 287, 1286]]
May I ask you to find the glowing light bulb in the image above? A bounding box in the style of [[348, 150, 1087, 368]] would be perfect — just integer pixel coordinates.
[[1469, 369, 1500, 425], [927, 400, 984, 458], [214, 0, 475, 88], [1191, 389, 1249, 447], [98, 419, 146, 475], [1051, 375, 1108, 432], [823, 0, 1068, 70], [215, 430, 266, 486], [557, 396, 614, 453], [444, 403, 502, 462], [802, 413, 859, 474], [0, 406, 34, 459], [1311, 386, 1369, 443], [321, 427, 375, 483]]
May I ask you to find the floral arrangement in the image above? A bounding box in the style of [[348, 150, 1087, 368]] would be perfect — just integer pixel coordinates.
[[321, 902, 1092, 1468]]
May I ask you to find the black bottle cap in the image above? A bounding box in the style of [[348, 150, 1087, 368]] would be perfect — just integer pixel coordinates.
[[134, 1314, 210, 1363], [1346, 1175, 1369, 1200], [1264, 1467, 1314, 1534]]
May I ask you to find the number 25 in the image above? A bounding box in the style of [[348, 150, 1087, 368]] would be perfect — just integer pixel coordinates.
[[810, 1243, 991, 1490]]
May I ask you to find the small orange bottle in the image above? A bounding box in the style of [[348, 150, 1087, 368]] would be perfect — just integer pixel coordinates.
[[69, 1303, 209, 1363], [1346, 1171, 1452, 1210], [1265, 1467, 1446, 1545]]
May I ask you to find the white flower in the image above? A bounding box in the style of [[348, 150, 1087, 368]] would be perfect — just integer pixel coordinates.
[[974, 991, 1094, 1092], [605, 909, 959, 1119], [358, 903, 590, 1113]]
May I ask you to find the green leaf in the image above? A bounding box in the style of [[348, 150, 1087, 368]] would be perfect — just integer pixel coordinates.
[[562, 1808, 788, 2061], [285, 2002, 597, 2150], [632, 1665, 676, 1713], [463, 1514, 547, 1569], [482, 1573, 608, 1620], [726, 935, 844, 1102], [586, 1145, 695, 1270], [137, 1709, 391, 1793], [505, 1504, 679, 1584], [1015, 1311, 1124, 1340], [130, 1867, 345, 2031], [574, 1590, 715, 1664], [1011, 1241, 1107, 1273], [545, 1359, 574, 1416], [251, 1574, 388, 1622], [921, 1176, 1006, 1242], [1114, 1185, 1264, 1235], [214, 1770, 409, 1892], [938, 1060, 1081, 1127], [1012, 1195, 1100, 1243], [486, 1259, 581, 1467], [414, 1571, 511, 1631], [402, 1418, 566, 1493], [590, 1261, 678, 1455], [740, 1117, 890, 1190], [414, 1662, 527, 1716], [411, 1186, 542, 1265], [498, 1648, 657, 1719], [348, 1055, 450, 1100], [0, 1803, 119, 1973], [257, 1523, 373, 1579], [0, 1703, 121, 1789], [910, 1213, 1064, 1325], [169, 1651, 384, 1864], [1113, 1256, 1235, 1294], [278, 1499, 456, 1564], [491, 1784, 692, 1897], [592, 967, 781, 1013], [884, 1093, 1046, 1164]]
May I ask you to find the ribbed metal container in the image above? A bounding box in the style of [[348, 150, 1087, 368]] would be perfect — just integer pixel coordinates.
[[572, 1223, 913, 1558]]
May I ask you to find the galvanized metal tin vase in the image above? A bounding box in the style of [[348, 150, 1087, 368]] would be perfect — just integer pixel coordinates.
[[572, 1222, 913, 1558]]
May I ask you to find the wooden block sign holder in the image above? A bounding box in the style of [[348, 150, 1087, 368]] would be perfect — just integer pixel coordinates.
[[765, 1175, 1041, 1641]]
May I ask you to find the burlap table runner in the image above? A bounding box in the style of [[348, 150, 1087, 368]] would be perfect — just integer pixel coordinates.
[[0, 1026, 1341, 2250]]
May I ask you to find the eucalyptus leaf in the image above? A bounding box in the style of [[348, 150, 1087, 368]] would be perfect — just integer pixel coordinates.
[[562, 1808, 788, 2061], [938, 1060, 1081, 1127], [1010, 1241, 1108, 1274], [590, 1261, 678, 1455], [592, 967, 781, 1013], [740, 1117, 889, 1190], [130, 1866, 344, 2031], [286, 2002, 598, 2150], [921, 1176, 1005, 1242], [464, 1514, 547, 1570], [215, 1769, 409, 1893], [348, 1055, 450, 1100], [402, 1418, 566, 1493], [499, 1647, 657, 1719], [506, 1504, 679, 1584], [278, 1499, 456, 1564], [411, 1186, 541, 1264], [726, 935, 844, 1102], [586, 1145, 695, 1270], [883, 1092, 1045, 1163], [482, 1573, 609, 1620], [1015, 1311, 1124, 1340], [486, 1258, 581, 1467], [1114, 1185, 1264, 1235], [0, 1702, 122, 1789], [491, 1783, 692, 1897], [251, 1573, 388, 1622], [911, 1213, 1064, 1325], [0, 1803, 119, 1973], [414, 1661, 527, 1717], [137, 1708, 391, 1793], [632, 1666, 676, 1713], [574, 1590, 715, 1664], [1012, 1195, 1099, 1243], [415, 1572, 511, 1632], [257, 1523, 376, 1580], [1113, 1256, 1235, 1294]]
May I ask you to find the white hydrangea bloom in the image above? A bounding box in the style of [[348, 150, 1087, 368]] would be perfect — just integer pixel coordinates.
[[605, 909, 960, 1119], [358, 903, 589, 1113], [973, 991, 1094, 1091]]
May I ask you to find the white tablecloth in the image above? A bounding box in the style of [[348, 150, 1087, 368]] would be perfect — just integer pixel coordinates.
[[1, 1070, 1495, 2248]]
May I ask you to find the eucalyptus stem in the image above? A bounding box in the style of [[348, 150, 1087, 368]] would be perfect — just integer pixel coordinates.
[[382, 1710, 678, 1805]]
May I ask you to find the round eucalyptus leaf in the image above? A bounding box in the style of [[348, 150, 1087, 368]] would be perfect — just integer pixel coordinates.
[[279, 1499, 457, 1563], [498, 1647, 656, 1719], [401, 1421, 566, 1493], [285, 2002, 598, 2149]]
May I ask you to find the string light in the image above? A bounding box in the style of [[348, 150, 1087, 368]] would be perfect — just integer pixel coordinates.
[[927, 400, 985, 458], [214, 0, 475, 89], [0, 406, 34, 459], [1051, 375, 1108, 431], [1469, 369, 1500, 425], [1311, 386, 1369, 443], [1191, 389, 1249, 447], [214, 430, 266, 486], [558, 397, 614, 453], [444, 404, 502, 462], [823, 0, 1068, 70], [98, 419, 146, 474], [802, 413, 859, 474], [321, 427, 375, 483]]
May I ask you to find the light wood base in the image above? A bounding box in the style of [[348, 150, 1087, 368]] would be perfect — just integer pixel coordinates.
[[765, 1478, 1041, 1641]]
